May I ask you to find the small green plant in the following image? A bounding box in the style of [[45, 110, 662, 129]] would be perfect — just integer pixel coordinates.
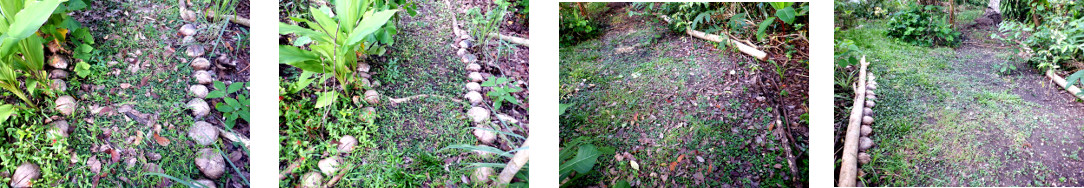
[[0, 0, 65, 107], [279, 0, 406, 93], [558, 136, 613, 184], [206, 81, 249, 129], [886, 5, 961, 47], [1067, 70, 1084, 97], [467, 0, 510, 47], [994, 62, 1018, 75], [201, 0, 238, 23], [481, 76, 523, 111]]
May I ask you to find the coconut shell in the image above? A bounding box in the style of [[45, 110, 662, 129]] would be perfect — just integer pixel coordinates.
[[858, 152, 871, 164], [867, 94, 877, 100], [188, 121, 219, 146], [865, 100, 875, 108], [863, 107, 873, 116], [191, 58, 211, 70], [195, 179, 217, 188], [465, 91, 483, 105], [301, 172, 322, 188], [859, 137, 873, 151], [457, 48, 468, 56], [183, 36, 196, 44], [473, 126, 496, 144], [187, 44, 206, 57], [867, 84, 877, 91], [181, 10, 197, 22], [48, 55, 68, 69], [50, 69, 69, 79], [466, 82, 481, 92], [196, 148, 225, 179], [194, 70, 214, 84], [48, 120, 70, 138], [318, 156, 342, 176], [466, 63, 482, 72], [10, 163, 39, 188], [862, 116, 874, 125], [55, 95, 76, 116], [468, 72, 484, 83], [472, 167, 495, 184], [467, 107, 490, 124], [187, 98, 210, 117], [338, 135, 357, 153], [190, 85, 209, 98], [364, 90, 380, 105], [861, 125, 872, 136], [357, 63, 370, 73], [52, 79, 67, 92], [180, 24, 197, 36]]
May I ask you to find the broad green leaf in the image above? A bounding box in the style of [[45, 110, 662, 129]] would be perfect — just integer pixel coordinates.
[[279, 45, 321, 66], [345, 10, 399, 46], [216, 103, 235, 113], [1066, 70, 1084, 88], [66, 0, 87, 11], [74, 61, 90, 78], [559, 144, 601, 180], [224, 97, 240, 109], [315, 91, 338, 108], [292, 71, 315, 93], [5, 0, 59, 40], [0, 104, 13, 123], [279, 23, 330, 43], [769, 2, 793, 10], [214, 81, 226, 90], [776, 7, 796, 24], [310, 6, 338, 36], [206, 90, 226, 98], [440, 144, 514, 158], [227, 82, 245, 94], [757, 17, 776, 42], [291, 36, 312, 47]]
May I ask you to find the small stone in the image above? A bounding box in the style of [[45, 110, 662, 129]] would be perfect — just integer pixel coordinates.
[[457, 48, 467, 56], [318, 156, 342, 176], [188, 121, 219, 146], [863, 107, 873, 116], [461, 54, 477, 63], [862, 116, 874, 125], [473, 126, 496, 144], [364, 90, 380, 104], [465, 91, 483, 105], [466, 82, 481, 92], [459, 40, 472, 49], [187, 98, 210, 117], [859, 137, 873, 151], [191, 58, 211, 70], [182, 36, 196, 44], [195, 179, 217, 188], [51, 79, 67, 92], [861, 125, 872, 136], [356, 63, 370, 72], [866, 100, 876, 107]]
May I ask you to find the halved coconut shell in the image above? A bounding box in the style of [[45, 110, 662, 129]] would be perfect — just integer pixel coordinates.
[[195, 148, 225, 179]]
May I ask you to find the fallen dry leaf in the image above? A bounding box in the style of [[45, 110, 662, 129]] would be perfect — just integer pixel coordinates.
[[153, 132, 170, 146], [669, 161, 677, 171], [677, 154, 685, 163]]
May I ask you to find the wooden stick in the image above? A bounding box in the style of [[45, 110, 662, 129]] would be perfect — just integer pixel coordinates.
[[207, 14, 251, 27], [1046, 70, 1084, 101], [489, 33, 529, 47], [495, 137, 530, 187], [656, 14, 768, 60], [323, 163, 355, 188], [217, 127, 250, 149], [388, 94, 463, 104], [838, 56, 869, 187]]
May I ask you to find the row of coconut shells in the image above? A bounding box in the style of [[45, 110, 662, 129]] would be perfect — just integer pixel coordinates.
[[7, 47, 82, 187], [450, 19, 505, 185], [297, 55, 378, 188], [858, 73, 879, 166], [180, 23, 228, 188]]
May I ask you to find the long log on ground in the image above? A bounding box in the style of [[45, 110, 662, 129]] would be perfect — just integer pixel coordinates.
[[1046, 70, 1084, 101], [654, 15, 767, 60], [489, 33, 529, 47], [838, 56, 870, 187], [207, 14, 251, 27], [495, 137, 530, 187]]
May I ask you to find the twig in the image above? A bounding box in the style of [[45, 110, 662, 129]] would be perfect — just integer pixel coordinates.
[[206, 14, 251, 27], [488, 33, 529, 47], [388, 94, 463, 104], [495, 137, 529, 187], [323, 163, 355, 188]]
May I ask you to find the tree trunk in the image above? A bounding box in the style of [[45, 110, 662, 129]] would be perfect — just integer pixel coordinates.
[[837, 56, 870, 187]]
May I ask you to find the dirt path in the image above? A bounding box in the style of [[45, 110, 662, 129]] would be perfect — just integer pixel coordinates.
[[560, 8, 807, 187], [853, 21, 1084, 186]]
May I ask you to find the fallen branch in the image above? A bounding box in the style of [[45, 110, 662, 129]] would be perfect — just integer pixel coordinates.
[[207, 14, 251, 27], [217, 127, 251, 149], [388, 94, 463, 104], [323, 163, 355, 188], [489, 33, 529, 47], [656, 14, 768, 60], [1045, 70, 1084, 101], [838, 56, 870, 187], [495, 137, 530, 187]]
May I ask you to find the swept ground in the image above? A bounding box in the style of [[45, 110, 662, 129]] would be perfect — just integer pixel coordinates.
[[560, 9, 809, 187], [838, 9, 1084, 187]]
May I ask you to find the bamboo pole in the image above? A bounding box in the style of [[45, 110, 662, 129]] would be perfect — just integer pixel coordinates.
[[1046, 70, 1084, 101], [495, 137, 530, 187], [838, 56, 870, 187], [489, 33, 529, 47]]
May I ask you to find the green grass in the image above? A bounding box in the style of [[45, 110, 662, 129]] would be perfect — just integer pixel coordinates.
[[836, 8, 1082, 186], [560, 13, 806, 187]]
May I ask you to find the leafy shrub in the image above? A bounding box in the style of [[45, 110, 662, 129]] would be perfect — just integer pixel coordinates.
[[886, 5, 961, 47], [633, 2, 807, 42], [206, 81, 249, 129], [835, 0, 900, 29], [1000, 0, 1034, 23], [481, 76, 522, 111], [559, 3, 604, 46]]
